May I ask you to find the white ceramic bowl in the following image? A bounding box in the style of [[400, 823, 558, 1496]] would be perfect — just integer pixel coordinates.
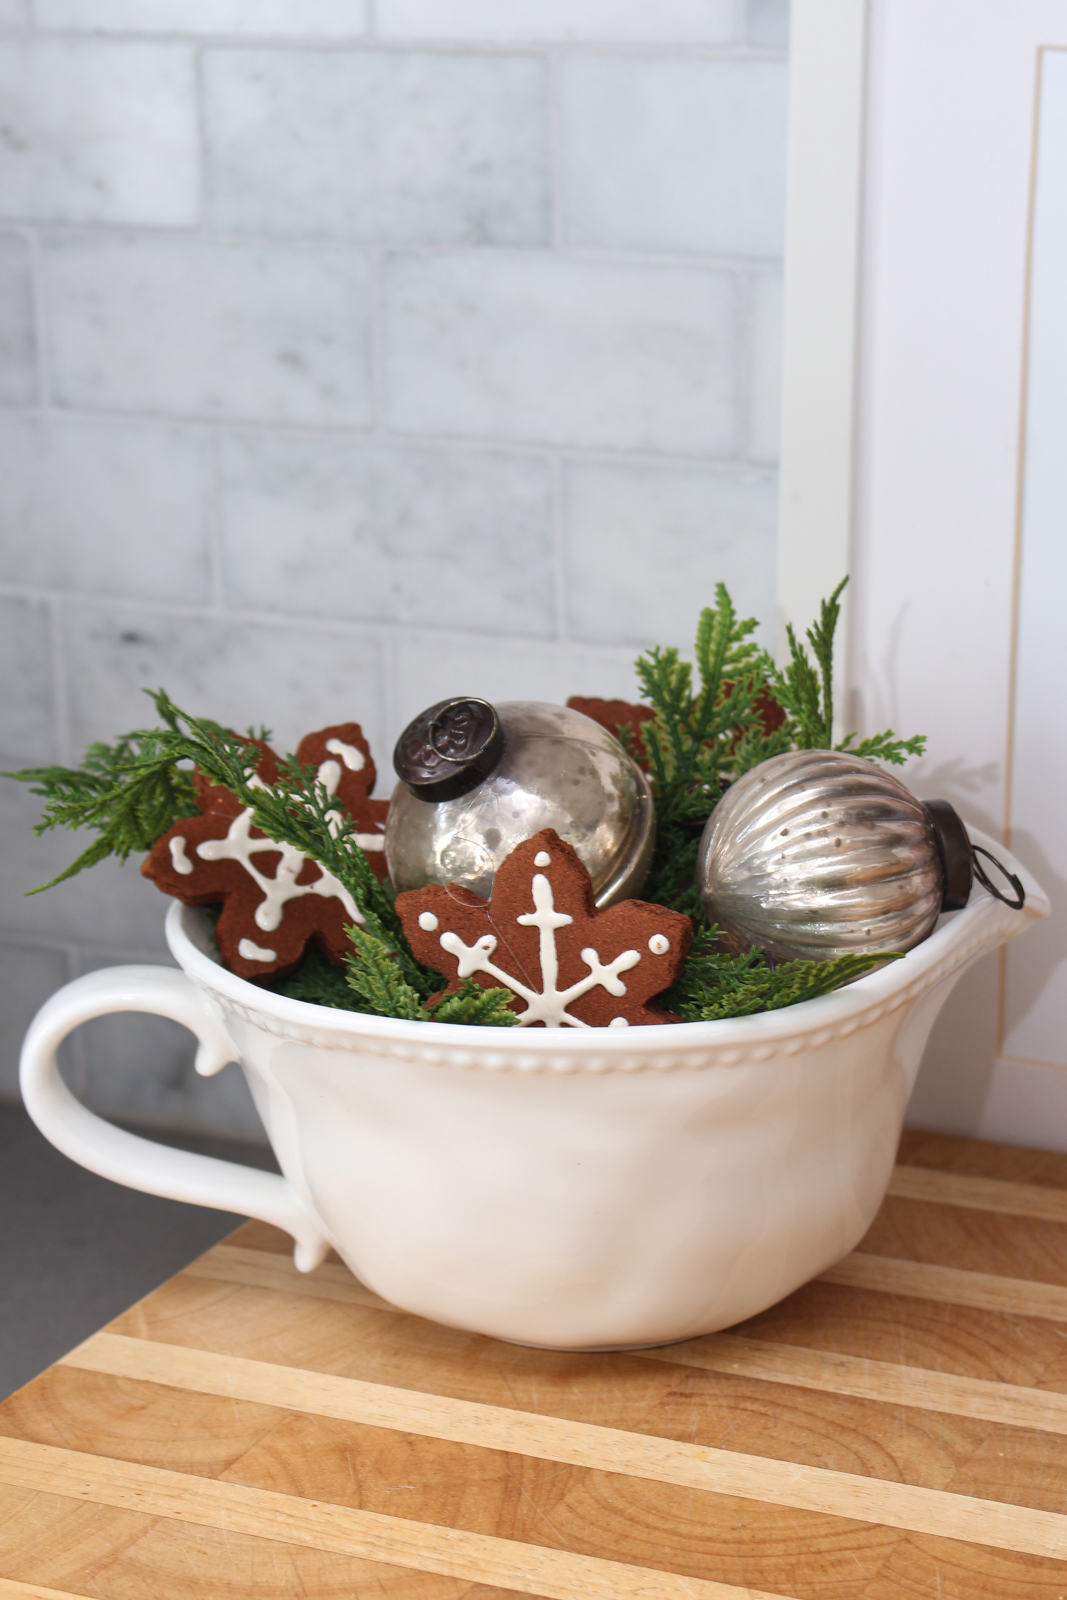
[[19, 830, 1047, 1350]]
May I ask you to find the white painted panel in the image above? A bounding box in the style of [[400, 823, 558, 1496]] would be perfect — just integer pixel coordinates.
[[781, 1, 1067, 1142], [1003, 49, 1067, 1067]]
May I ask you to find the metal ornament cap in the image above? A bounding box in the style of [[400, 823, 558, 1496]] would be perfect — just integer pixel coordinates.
[[921, 798, 973, 912], [697, 749, 943, 962], [393, 697, 506, 803]]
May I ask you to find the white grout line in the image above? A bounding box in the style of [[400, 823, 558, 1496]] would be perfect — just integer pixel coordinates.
[[47, 592, 71, 765], [0, 584, 699, 660], [193, 42, 210, 235], [204, 429, 225, 612], [368, 245, 387, 434], [546, 48, 564, 253], [24, 227, 51, 412], [1, 216, 783, 273], [16, 29, 787, 62], [0, 401, 777, 472], [3, 222, 785, 276], [736, 269, 754, 463], [549, 452, 566, 641]]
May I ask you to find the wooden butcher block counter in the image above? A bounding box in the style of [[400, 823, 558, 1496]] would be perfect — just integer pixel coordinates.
[[5, 1130, 1067, 1599]]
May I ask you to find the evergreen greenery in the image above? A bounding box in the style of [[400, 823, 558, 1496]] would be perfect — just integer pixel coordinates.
[[5, 729, 204, 891], [631, 582, 790, 915], [632, 575, 925, 919], [342, 928, 516, 1025], [663, 933, 901, 1022], [5, 581, 926, 1027], [769, 579, 927, 763]]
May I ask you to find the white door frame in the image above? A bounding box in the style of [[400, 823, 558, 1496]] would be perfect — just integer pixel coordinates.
[[775, 0, 868, 683], [777, 0, 1067, 1147]]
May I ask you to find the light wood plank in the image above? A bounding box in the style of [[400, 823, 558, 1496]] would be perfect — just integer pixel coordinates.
[[0, 1583, 88, 1600], [822, 1252, 1067, 1321], [0, 1437, 790, 1600], [645, 1332, 1067, 1437], [890, 1165, 1067, 1224], [183, 1245, 389, 1310], [192, 1237, 1067, 1332], [53, 1332, 1067, 1560]]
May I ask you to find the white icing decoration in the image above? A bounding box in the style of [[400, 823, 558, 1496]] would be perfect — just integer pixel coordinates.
[[169, 836, 194, 876], [609, 1016, 630, 1027], [197, 808, 362, 932], [325, 737, 365, 771], [534, 850, 551, 867], [317, 758, 343, 794], [438, 871, 640, 1028], [648, 934, 670, 955], [418, 911, 439, 931], [311, 751, 383, 849], [238, 938, 277, 962]]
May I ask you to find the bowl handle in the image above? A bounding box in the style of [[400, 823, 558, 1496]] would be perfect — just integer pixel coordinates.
[[18, 965, 330, 1272]]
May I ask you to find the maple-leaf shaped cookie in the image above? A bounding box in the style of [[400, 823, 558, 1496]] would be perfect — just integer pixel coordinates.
[[142, 722, 389, 983], [396, 829, 692, 1027]]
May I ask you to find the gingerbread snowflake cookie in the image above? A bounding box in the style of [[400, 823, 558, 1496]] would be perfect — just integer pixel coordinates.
[[142, 722, 389, 983], [396, 829, 692, 1027]]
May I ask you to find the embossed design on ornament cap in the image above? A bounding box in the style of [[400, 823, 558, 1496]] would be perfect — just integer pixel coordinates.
[[393, 696, 506, 803]]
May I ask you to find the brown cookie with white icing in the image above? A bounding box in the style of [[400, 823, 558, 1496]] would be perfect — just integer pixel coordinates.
[[396, 828, 691, 1028], [142, 722, 387, 983], [295, 723, 389, 880]]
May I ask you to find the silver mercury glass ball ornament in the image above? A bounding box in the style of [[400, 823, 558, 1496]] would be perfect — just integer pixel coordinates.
[[385, 698, 655, 907], [695, 748, 1022, 963]]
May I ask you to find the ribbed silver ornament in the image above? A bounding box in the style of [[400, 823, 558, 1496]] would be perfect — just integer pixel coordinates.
[[697, 749, 942, 962]]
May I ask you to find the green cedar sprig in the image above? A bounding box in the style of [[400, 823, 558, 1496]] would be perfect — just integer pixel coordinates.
[[634, 577, 926, 915], [145, 691, 438, 999], [4, 729, 205, 892], [268, 943, 359, 1009], [343, 927, 516, 1025], [4, 579, 927, 1026], [767, 578, 926, 765], [634, 583, 781, 913], [274, 928, 517, 1025], [663, 932, 900, 1022]]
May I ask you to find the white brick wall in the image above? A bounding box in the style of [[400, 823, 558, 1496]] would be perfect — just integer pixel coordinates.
[[0, 0, 788, 1135]]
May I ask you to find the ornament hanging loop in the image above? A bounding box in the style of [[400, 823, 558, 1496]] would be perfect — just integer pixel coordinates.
[[970, 845, 1026, 910]]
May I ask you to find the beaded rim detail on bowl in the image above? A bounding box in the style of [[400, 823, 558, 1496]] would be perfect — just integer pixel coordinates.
[[168, 830, 1040, 1073]]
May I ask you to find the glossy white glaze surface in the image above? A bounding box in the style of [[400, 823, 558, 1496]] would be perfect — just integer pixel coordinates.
[[18, 830, 1047, 1349]]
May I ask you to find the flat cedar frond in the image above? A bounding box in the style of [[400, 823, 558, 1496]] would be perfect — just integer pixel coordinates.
[[773, 624, 827, 747], [8, 581, 930, 1029], [764, 952, 901, 1008], [4, 730, 201, 892], [343, 933, 516, 1026], [149, 691, 438, 999], [634, 584, 778, 912], [430, 979, 518, 1027], [763, 577, 926, 766], [269, 944, 360, 1009], [665, 940, 898, 1022], [343, 927, 426, 1020], [839, 730, 928, 767], [732, 719, 795, 778]]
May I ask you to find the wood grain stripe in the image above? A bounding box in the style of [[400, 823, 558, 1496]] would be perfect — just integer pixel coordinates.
[[822, 1251, 1067, 1320], [0, 1583, 87, 1600], [183, 1245, 389, 1309], [55, 1331, 1067, 1559], [645, 1332, 1067, 1436], [194, 1238, 1067, 1331], [890, 1164, 1067, 1222], [0, 1437, 789, 1600]]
